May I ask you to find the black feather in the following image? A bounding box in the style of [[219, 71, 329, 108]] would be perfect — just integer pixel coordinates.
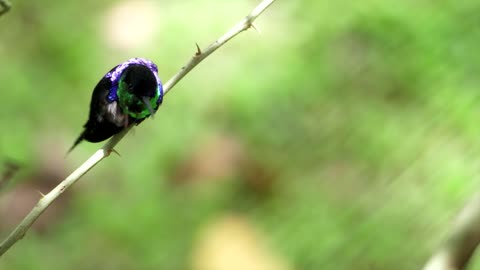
[[68, 74, 127, 153]]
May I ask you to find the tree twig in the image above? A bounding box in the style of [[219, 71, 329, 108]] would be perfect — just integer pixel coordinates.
[[163, 0, 276, 93], [0, 0, 276, 257], [0, 161, 20, 192], [424, 193, 480, 270], [0, 0, 11, 17]]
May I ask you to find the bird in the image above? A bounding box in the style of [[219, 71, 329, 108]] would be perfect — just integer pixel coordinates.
[[68, 58, 163, 153]]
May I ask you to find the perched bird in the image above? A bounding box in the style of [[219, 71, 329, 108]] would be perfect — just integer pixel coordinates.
[[69, 58, 163, 152]]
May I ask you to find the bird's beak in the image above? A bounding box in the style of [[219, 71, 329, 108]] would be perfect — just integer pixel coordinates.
[[141, 96, 155, 119]]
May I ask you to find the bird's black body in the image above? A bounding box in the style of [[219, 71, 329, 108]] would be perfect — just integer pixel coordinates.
[[69, 58, 163, 153], [78, 75, 125, 143]]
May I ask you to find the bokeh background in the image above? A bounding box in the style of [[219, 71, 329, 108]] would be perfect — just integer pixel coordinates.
[[1, 0, 480, 269]]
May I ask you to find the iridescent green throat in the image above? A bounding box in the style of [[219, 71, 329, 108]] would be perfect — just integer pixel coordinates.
[[117, 79, 159, 119]]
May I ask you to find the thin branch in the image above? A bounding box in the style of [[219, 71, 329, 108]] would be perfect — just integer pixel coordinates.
[[0, 161, 20, 192], [0, 0, 11, 17], [0, 0, 276, 257], [163, 0, 276, 94], [424, 193, 480, 270]]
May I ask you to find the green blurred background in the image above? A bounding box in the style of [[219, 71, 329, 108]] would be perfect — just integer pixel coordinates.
[[1, 0, 480, 269]]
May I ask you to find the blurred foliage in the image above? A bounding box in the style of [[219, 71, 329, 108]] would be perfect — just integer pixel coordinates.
[[1, 0, 480, 269]]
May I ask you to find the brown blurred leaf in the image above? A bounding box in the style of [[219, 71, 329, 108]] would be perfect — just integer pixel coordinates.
[[172, 134, 244, 184], [171, 133, 277, 197]]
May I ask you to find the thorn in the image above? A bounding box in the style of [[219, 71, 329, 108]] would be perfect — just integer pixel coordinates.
[[108, 148, 121, 157], [195, 43, 202, 56], [250, 23, 262, 34], [38, 191, 46, 198]]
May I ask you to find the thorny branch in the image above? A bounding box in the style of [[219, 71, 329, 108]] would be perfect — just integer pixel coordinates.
[[424, 193, 480, 270], [0, 0, 277, 257]]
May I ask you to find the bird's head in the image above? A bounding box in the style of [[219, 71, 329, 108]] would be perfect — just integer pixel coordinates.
[[117, 64, 160, 119]]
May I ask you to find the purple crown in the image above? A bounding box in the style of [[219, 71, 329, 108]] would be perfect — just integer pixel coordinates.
[[105, 58, 163, 104]]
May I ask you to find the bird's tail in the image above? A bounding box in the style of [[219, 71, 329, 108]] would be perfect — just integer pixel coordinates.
[[67, 131, 85, 154]]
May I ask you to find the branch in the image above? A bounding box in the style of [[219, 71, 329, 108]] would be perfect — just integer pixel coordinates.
[[424, 193, 480, 270], [163, 0, 275, 93], [0, 0, 276, 257], [0, 161, 20, 192], [0, 0, 11, 17]]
